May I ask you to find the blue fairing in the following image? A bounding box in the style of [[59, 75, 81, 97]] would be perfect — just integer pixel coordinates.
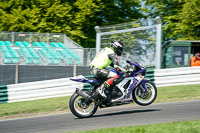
[[110, 68, 124, 77], [70, 78, 99, 84]]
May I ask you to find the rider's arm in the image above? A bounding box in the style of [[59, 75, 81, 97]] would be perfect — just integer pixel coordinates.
[[108, 54, 127, 72], [108, 53, 119, 67]]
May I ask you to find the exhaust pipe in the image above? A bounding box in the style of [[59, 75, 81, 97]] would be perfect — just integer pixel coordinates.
[[75, 88, 91, 100]]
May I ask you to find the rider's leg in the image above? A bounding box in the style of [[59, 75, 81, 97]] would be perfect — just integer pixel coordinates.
[[106, 72, 119, 86], [97, 70, 119, 98]]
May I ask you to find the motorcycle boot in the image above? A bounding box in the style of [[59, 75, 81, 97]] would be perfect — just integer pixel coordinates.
[[96, 81, 110, 98]]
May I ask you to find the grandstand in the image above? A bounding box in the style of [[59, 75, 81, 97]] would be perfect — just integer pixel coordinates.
[[0, 32, 81, 65]]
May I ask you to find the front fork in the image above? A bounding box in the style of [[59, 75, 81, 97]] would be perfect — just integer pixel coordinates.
[[140, 79, 149, 92]]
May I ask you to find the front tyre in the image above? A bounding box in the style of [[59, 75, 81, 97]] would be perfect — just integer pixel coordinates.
[[132, 80, 157, 106], [69, 92, 98, 118]]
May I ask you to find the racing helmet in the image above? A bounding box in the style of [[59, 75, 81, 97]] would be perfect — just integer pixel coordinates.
[[110, 41, 124, 56]]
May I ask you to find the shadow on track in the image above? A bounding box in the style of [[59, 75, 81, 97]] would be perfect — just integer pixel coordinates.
[[75, 109, 161, 119], [94, 109, 161, 118]]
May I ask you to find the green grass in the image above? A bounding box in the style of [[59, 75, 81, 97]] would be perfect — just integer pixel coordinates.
[[0, 84, 200, 118], [0, 97, 70, 117], [156, 84, 200, 103], [68, 119, 200, 133]]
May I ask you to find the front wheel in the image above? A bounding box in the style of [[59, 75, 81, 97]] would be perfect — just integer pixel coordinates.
[[132, 80, 157, 106], [69, 91, 98, 118]]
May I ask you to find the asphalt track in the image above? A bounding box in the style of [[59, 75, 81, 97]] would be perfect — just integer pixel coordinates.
[[0, 100, 200, 133]]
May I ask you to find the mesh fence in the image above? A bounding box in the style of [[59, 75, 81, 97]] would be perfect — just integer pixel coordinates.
[[97, 19, 157, 67], [0, 19, 158, 85], [0, 32, 96, 84], [0, 31, 81, 48]]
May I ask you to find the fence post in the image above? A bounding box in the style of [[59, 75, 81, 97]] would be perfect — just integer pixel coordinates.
[[12, 32, 14, 45], [15, 63, 19, 84], [73, 58, 76, 77]]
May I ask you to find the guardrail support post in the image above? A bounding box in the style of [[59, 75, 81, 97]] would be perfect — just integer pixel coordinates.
[[15, 63, 19, 84], [73, 58, 76, 77]]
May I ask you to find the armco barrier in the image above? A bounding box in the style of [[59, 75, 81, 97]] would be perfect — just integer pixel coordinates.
[[154, 66, 200, 87], [0, 66, 200, 103], [1, 78, 83, 103]]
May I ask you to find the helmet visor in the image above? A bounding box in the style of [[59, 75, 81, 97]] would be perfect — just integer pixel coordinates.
[[116, 48, 123, 56]]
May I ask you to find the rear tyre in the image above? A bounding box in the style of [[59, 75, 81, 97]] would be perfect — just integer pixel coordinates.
[[132, 80, 157, 106], [69, 92, 98, 118]]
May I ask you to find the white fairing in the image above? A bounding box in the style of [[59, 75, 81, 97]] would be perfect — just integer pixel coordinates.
[[107, 71, 118, 78], [112, 75, 144, 102]]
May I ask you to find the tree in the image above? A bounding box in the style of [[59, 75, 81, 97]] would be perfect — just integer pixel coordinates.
[[81, 0, 144, 47], [144, 0, 200, 43], [0, 0, 103, 47], [0, 0, 144, 47], [175, 0, 200, 40]]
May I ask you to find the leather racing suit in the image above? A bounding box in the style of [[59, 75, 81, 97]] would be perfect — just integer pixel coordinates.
[[90, 47, 121, 97]]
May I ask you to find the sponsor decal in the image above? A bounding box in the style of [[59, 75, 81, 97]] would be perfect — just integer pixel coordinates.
[[124, 78, 138, 98]]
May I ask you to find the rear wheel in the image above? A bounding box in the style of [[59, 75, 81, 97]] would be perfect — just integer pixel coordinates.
[[132, 81, 157, 106], [69, 92, 98, 118]]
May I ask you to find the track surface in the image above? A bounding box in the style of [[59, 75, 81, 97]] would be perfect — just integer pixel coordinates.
[[0, 100, 200, 133]]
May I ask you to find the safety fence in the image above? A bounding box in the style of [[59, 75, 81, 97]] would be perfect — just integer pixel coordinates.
[[154, 66, 200, 87], [1, 66, 200, 103], [0, 78, 83, 103]]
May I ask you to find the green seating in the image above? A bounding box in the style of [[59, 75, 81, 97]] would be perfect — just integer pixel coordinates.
[[4, 57, 12, 64], [0, 46, 8, 52], [26, 57, 32, 64], [39, 42, 47, 47], [1, 41, 80, 65], [33, 57, 40, 64], [15, 41, 23, 46], [0, 41, 12, 46], [47, 58, 54, 64], [0, 41, 4, 46], [4, 41, 12, 46], [57, 42, 64, 48], [50, 42, 65, 48], [22, 41, 29, 47], [13, 57, 20, 64], [49, 42, 80, 64], [32, 42, 41, 47], [15, 41, 30, 47], [33, 42, 47, 47], [50, 42, 58, 47], [54, 58, 61, 64]]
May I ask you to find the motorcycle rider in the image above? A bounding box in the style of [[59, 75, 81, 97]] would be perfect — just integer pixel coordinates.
[[90, 41, 126, 98]]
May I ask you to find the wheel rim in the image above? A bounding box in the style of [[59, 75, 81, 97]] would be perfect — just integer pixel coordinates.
[[74, 95, 96, 116], [134, 82, 155, 104]]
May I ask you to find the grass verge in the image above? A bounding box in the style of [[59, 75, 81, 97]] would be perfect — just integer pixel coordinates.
[[68, 119, 200, 133], [0, 84, 200, 118]]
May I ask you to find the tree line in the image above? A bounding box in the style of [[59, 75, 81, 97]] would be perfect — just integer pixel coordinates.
[[0, 0, 199, 47]]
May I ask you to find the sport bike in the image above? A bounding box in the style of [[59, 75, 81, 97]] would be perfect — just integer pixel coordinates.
[[69, 60, 157, 118]]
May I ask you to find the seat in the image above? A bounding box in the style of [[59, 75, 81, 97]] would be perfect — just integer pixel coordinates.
[[33, 57, 40, 64], [57, 42, 64, 48], [4, 41, 12, 46], [26, 57, 33, 64], [13, 57, 20, 64], [54, 58, 61, 64], [50, 42, 58, 47], [39, 42, 47, 47], [4, 57, 12, 64], [32, 42, 41, 47], [22, 41, 30, 47], [47, 58, 54, 64], [0, 41, 4, 46], [15, 41, 23, 47]]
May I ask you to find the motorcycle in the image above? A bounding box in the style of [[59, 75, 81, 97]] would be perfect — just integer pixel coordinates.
[[69, 60, 157, 118]]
